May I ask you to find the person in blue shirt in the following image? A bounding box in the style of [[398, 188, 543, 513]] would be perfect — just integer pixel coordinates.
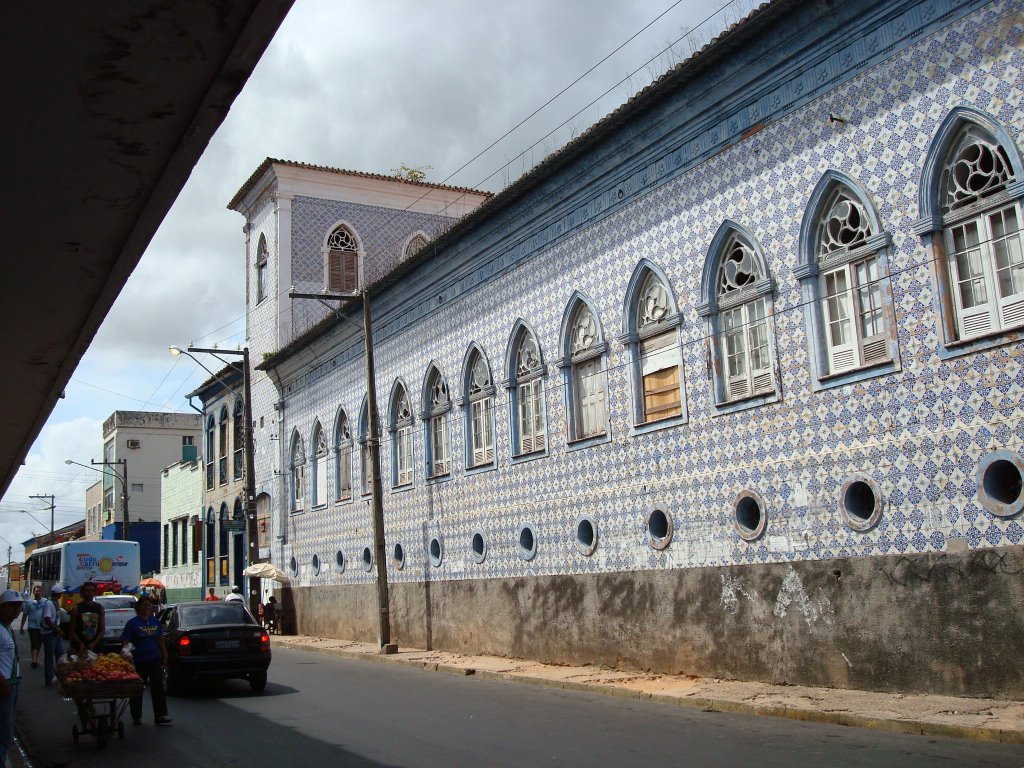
[[120, 597, 171, 726], [18, 585, 45, 669]]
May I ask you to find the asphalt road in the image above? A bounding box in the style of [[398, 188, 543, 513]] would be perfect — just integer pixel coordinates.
[[14, 640, 1024, 767]]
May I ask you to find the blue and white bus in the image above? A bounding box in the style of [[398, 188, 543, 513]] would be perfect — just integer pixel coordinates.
[[26, 540, 141, 608]]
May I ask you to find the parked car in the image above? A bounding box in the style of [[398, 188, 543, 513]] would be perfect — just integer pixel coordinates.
[[159, 600, 271, 694], [95, 594, 137, 653]]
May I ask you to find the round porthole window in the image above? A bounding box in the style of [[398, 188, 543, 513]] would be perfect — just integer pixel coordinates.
[[335, 550, 345, 574], [646, 508, 673, 550], [734, 490, 767, 541], [393, 542, 405, 569], [471, 530, 487, 564], [428, 537, 443, 568], [311, 553, 321, 576], [362, 546, 373, 572], [517, 522, 538, 561], [574, 514, 598, 556], [288, 556, 297, 575], [840, 476, 883, 531], [977, 451, 1024, 518]]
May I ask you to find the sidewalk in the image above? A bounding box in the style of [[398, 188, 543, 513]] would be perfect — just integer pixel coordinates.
[[272, 634, 1024, 745]]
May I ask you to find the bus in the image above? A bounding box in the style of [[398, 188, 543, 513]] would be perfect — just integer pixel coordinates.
[[25, 540, 141, 608]]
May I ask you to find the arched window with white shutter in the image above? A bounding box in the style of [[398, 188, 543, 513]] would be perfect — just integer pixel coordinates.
[[505, 321, 547, 459], [698, 221, 780, 411], [334, 408, 352, 502], [422, 364, 452, 478], [310, 421, 329, 507], [914, 108, 1024, 357], [388, 381, 414, 488], [462, 345, 496, 469], [797, 171, 898, 389], [558, 294, 609, 445], [289, 431, 306, 513]]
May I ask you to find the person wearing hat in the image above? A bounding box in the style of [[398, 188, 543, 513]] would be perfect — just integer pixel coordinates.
[[40, 586, 65, 687], [224, 586, 244, 603], [0, 589, 24, 766]]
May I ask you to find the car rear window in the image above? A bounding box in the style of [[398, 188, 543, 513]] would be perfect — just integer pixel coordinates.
[[96, 597, 136, 610], [178, 604, 255, 626]]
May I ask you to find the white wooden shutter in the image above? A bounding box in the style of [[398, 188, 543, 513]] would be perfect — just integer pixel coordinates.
[[821, 266, 857, 374], [947, 220, 996, 339], [482, 398, 494, 463], [576, 359, 606, 437], [397, 427, 412, 485], [518, 385, 534, 454], [991, 205, 1024, 328], [722, 307, 748, 401], [338, 446, 352, 498], [432, 415, 450, 475], [316, 453, 328, 505]]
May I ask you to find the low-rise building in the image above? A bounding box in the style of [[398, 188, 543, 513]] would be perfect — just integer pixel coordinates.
[[159, 459, 203, 602]]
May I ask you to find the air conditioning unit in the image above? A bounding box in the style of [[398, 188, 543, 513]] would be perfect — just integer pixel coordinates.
[[127, 439, 141, 449]]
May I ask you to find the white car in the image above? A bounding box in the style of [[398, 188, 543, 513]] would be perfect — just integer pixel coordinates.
[[95, 595, 138, 652]]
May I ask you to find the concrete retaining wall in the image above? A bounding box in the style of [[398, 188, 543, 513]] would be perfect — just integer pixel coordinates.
[[283, 546, 1024, 699]]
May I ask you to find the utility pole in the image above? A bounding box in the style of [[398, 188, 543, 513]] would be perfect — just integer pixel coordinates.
[[93, 459, 129, 538], [29, 494, 54, 545], [289, 287, 395, 652]]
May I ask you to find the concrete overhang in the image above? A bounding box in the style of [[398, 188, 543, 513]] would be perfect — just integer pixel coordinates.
[[0, 1, 293, 497]]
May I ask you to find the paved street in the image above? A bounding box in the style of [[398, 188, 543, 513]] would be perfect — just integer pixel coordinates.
[[13, 637, 1024, 767]]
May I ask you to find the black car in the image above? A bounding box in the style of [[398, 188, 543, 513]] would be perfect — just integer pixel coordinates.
[[159, 601, 271, 694]]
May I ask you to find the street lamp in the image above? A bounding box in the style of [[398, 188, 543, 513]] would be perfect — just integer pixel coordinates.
[[65, 459, 129, 537], [171, 344, 258, 617], [20, 508, 53, 544]]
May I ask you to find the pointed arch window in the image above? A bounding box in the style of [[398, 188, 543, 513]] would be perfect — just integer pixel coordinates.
[[218, 502, 230, 585], [290, 433, 306, 513], [560, 299, 608, 442], [465, 351, 495, 467], [335, 410, 353, 502], [797, 175, 897, 384], [358, 400, 373, 496], [204, 416, 215, 490], [310, 422, 329, 507], [218, 406, 229, 485], [232, 398, 244, 481], [405, 233, 428, 259], [941, 125, 1022, 339], [326, 224, 359, 293], [699, 225, 778, 407], [389, 384, 414, 487], [508, 326, 546, 457], [621, 264, 685, 428], [255, 234, 269, 304], [423, 368, 452, 477]]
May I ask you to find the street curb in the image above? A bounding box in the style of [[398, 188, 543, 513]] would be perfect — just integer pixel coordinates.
[[273, 638, 1024, 745]]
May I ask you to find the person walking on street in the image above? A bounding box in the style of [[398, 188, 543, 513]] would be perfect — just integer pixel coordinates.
[[40, 586, 64, 686], [69, 582, 105, 656], [205, 588, 219, 601], [224, 586, 244, 603], [0, 590, 24, 766], [121, 597, 171, 726], [19, 585, 46, 669]]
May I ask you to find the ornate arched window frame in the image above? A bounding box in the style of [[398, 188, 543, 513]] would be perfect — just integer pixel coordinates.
[[558, 293, 610, 446], [232, 397, 244, 481], [289, 430, 306, 513], [402, 230, 430, 261], [796, 171, 899, 389], [204, 506, 216, 576], [459, 344, 496, 471], [322, 221, 363, 294], [618, 259, 686, 431], [388, 380, 414, 489], [357, 396, 373, 497], [421, 363, 452, 479], [255, 233, 269, 304], [912, 107, 1024, 358], [218, 405, 229, 485], [204, 415, 215, 491], [334, 406, 353, 502], [310, 420, 329, 508], [697, 221, 780, 412], [504, 320, 548, 461]]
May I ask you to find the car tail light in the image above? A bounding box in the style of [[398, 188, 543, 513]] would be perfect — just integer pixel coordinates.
[[260, 631, 270, 652], [179, 635, 191, 656]]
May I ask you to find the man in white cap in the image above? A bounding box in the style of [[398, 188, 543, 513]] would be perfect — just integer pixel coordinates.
[[224, 586, 244, 602], [0, 589, 24, 766]]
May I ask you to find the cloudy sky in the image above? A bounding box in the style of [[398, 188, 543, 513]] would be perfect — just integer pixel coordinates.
[[0, 0, 754, 556]]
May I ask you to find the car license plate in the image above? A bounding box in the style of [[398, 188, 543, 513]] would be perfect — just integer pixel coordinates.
[[215, 640, 241, 650]]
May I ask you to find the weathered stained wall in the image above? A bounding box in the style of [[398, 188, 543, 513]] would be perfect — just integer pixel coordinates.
[[287, 546, 1024, 698]]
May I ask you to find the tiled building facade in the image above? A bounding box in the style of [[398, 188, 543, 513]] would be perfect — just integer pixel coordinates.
[[233, 0, 1024, 696]]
